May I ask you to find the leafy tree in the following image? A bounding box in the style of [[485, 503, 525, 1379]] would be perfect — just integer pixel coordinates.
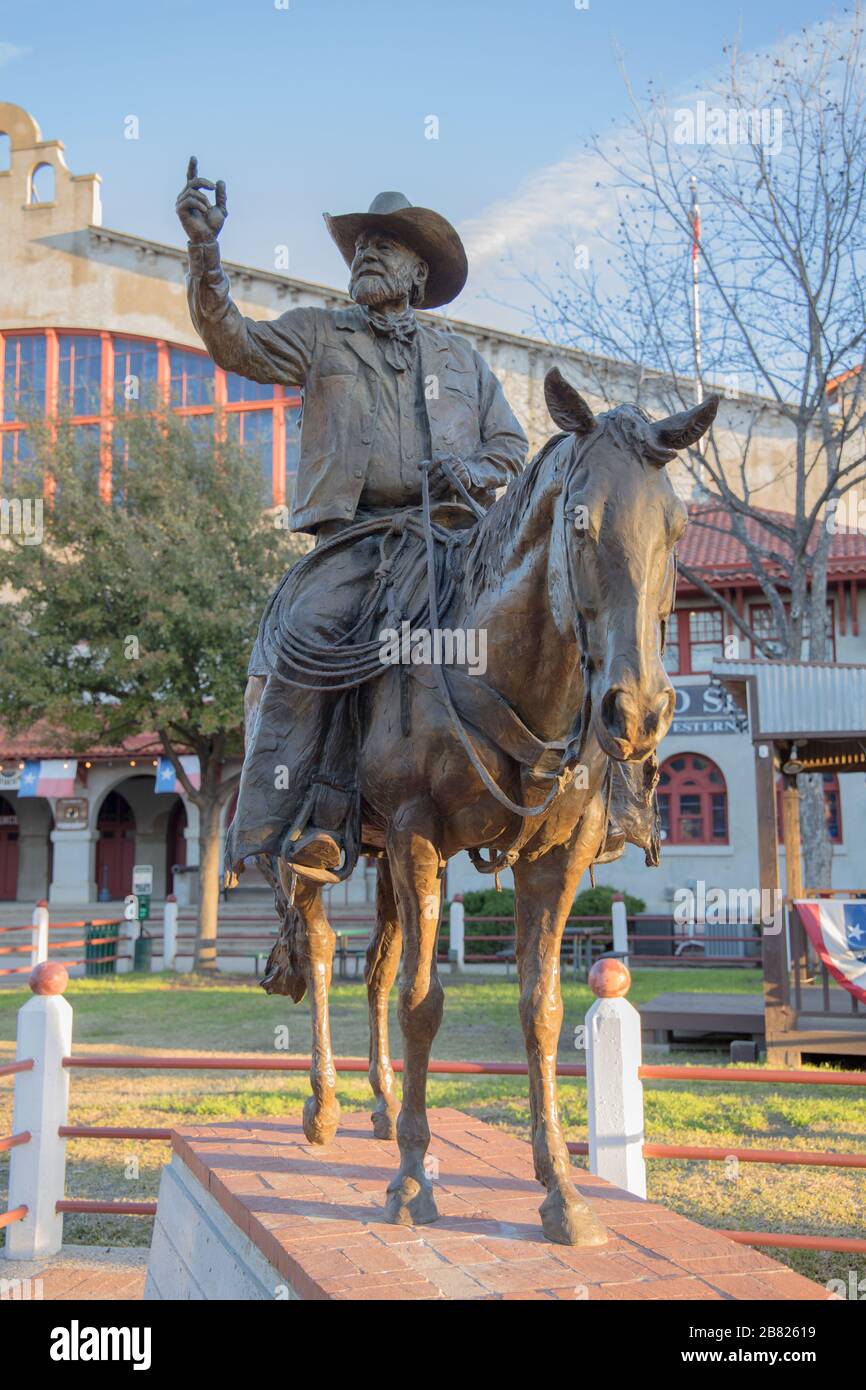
[[0, 406, 300, 967]]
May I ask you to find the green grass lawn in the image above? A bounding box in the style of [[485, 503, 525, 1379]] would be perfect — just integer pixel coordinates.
[[1, 967, 862, 1291]]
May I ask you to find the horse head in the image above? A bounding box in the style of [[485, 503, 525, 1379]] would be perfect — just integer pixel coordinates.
[[545, 366, 718, 764]]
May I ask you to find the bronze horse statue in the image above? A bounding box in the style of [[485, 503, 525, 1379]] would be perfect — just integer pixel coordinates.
[[258, 370, 717, 1246]]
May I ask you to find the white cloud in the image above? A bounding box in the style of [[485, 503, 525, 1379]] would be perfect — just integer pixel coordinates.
[[0, 42, 31, 68]]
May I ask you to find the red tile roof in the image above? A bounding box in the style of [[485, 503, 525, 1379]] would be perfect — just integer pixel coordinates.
[[678, 502, 866, 587]]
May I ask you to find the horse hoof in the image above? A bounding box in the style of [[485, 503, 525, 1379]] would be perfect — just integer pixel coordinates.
[[383, 1175, 438, 1227], [371, 1106, 397, 1141], [540, 1188, 608, 1247], [303, 1094, 340, 1146]]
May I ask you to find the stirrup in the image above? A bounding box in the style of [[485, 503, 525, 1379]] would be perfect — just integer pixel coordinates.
[[281, 827, 345, 885]]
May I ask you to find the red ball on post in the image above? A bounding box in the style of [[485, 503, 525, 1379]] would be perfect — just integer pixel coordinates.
[[588, 956, 631, 999], [30, 961, 69, 996]]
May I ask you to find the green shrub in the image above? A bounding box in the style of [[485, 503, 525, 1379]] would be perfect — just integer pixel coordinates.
[[449, 884, 644, 959], [572, 885, 645, 917]]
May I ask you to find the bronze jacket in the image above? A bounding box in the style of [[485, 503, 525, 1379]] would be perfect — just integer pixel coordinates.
[[187, 242, 527, 532]]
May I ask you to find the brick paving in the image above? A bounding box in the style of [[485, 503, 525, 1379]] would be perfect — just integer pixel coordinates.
[[172, 1108, 831, 1301], [0, 1244, 148, 1301]]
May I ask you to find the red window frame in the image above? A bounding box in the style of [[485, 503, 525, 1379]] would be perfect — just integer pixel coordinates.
[[749, 602, 836, 661], [0, 327, 302, 507], [657, 752, 729, 845], [665, 607, 726, 676]]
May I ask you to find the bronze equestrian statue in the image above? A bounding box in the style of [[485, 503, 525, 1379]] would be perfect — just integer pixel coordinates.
[[177, 160, 718, 1246]]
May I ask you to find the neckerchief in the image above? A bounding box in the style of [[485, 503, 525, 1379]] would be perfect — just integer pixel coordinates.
[[365, 306, 418, 372]]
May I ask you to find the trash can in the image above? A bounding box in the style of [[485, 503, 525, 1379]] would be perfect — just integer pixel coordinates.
[[133, 932, 153, 973], [85, 920, 120, 977]]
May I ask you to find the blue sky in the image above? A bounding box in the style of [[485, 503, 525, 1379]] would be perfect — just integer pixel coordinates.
[[0, 0, 840, 331]]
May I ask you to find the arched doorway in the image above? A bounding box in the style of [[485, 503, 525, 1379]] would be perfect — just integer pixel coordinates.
[[166, 799, 187, 895], [95, 791, 136, 899], [0, 795, 19, 900]]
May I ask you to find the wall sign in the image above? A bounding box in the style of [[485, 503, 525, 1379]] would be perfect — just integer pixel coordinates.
[[671, 680, 745, 736], [55, 797, 89, 827]]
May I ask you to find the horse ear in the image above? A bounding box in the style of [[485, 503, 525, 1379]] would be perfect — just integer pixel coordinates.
[[654, 395, 720, 451], [544, 367, 597, 436]]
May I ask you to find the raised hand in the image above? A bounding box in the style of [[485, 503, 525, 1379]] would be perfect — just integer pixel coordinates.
[[176, 156, 227, 244]]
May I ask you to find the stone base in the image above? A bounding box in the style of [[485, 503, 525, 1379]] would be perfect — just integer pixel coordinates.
[[145, 1109, 830, 1301]]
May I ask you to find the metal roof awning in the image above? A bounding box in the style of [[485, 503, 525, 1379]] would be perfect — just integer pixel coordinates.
[[711, 658, 866, 768]]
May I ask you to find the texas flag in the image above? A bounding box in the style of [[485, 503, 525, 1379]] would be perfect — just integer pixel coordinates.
[[155, 755, 200, 793], [795, 900, 866, 1006], [18, 759, 79, 798]]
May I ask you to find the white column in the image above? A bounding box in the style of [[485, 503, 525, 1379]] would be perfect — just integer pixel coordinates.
[[48, 825, 96, 904], [611, 892, 629, 966], [586, 958, 646, 1198], [31, 900, 49, 967], [449, 897, 465, 971], [163, 894, 178, 970], [4, 963, 72, 1259]]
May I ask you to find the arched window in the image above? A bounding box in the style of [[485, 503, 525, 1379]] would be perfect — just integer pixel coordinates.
[[657, 752, 729, 845], [29, 162, 55, 204], [776, 772, 843, 845]]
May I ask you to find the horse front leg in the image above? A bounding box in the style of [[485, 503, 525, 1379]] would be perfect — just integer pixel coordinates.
[[383, 816, 444, 1226], [292, 873, 341, 1145], [365, 858, 402, 1140], [513, 798, 609, 1247]]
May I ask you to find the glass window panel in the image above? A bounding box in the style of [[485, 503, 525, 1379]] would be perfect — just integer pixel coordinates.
[[658, 794, 670, 841], [285, 402, 301, 485], [113, 337, 158, 409], [3, 334, 46, 421], [228, 409, 273, 500], [225, 373, 275, 403], [169, 348, 214, 407], [58, 334, 103, 416], [688, 608, 723, 672], [663, 615, 680, 675], [711, 793, 728, 840], [1, 429, 39, 489]]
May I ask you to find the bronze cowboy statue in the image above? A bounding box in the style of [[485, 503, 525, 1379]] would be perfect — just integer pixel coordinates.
[[177, 159, 719, 1246]]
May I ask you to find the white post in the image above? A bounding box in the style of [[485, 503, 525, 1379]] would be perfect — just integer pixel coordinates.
[[163, 894, 178, 970], [4, 962, 72, 1260], [31, 900, 49, 968], [586, 958, 646, 1198], [611, 892, 629, 967], [449, 896, 465, 971]]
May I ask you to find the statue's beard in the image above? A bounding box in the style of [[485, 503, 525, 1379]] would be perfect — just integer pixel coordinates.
[[351, 265, 415, 309]]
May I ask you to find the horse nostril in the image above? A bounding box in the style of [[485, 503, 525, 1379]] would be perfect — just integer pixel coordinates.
[[601, 688, 629, 741]]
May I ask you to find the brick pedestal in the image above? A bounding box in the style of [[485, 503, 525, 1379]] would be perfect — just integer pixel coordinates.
[[145, 1109, 830, 1301]]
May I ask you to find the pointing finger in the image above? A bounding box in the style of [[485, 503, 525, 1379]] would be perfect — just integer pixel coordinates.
[[186, 155, 198, 183], [215, 180, 227, 210]]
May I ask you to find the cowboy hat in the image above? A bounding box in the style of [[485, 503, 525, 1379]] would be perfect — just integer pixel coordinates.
[[324, 191, 468, 310]]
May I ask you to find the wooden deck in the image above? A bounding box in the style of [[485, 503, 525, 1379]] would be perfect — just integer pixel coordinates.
[[640, 987, 866, 1056]]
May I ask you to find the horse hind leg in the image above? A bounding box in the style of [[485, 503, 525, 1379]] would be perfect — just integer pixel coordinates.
[[292, 871, 341, 1145], [365, 858, 402, 1140]]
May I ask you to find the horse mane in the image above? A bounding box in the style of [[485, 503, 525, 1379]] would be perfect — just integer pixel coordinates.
[[463, 431, 569, 603], [463, 403, 666, 605]]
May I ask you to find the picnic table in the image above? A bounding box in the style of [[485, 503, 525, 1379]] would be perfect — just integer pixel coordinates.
[[333, 925, 372, 978]]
